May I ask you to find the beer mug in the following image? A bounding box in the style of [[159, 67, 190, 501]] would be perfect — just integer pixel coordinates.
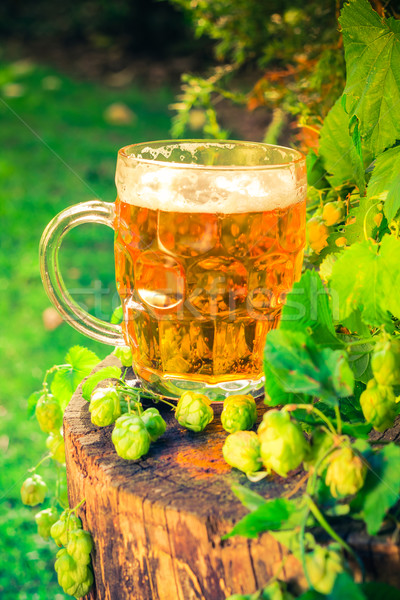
[[40, 140, 306, 399]]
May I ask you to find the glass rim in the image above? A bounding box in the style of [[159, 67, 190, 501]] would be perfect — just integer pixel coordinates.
[[118, 139, 305, 171]]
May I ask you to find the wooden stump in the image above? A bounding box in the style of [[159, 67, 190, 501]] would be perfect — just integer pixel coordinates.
[[64, 355, 400, 600]]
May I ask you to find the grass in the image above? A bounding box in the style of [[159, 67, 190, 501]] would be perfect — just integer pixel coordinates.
[[0, 58, 174, 598]]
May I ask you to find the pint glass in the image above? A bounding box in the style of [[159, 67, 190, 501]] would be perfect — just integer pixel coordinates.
[[40, 140, 306, 399]]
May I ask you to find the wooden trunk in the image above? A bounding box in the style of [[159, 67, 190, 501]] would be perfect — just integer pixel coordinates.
[[64, 355, 400, 600]]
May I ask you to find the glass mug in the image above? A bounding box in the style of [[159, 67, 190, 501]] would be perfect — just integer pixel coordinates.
[[40, 140, 306, 399]]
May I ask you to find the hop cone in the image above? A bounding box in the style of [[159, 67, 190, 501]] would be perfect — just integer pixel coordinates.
[[51, 510, 82, 547], [112, 414, 151, 460], [67, 529, 93, 565], [360, 379, 397, 432], [141, 408, 166, 442], [222, 431, 261, 474], [35, 507, 59, 540], [305, 545, 345, 594], [114, 345, 133, 367], [258, 410, 307, 477], [35, 394, 63, 433], [371, 338, 400, 386], [55, 548, 93, 598], [46, 431, 65, 463], [175, 391, 214, 432], [221, 395, 257, 433], [325, 447, 367, 497], [89, 386, 121, 427], [21, 474, 47, 506]]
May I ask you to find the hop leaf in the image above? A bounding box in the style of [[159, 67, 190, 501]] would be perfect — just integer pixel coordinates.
[[221, 395, 257, 433], [325, 447, 367, 498], [67, 529, 93, 565], [50, 511, 82, 547], [35, 507, 59, 540], [258, 410, 307, 477], [222, 431, 261, 474], [175, 391, 214, 432], [89, 386, 121, 427], [360, 379, 397, 432], [141, 408, 166, 442], [21, 474, 47, 506], [305, 545, 346, 595], [46, 431, 65, 463], [112, 414, 151, 460], [35, 394, 63, 433]]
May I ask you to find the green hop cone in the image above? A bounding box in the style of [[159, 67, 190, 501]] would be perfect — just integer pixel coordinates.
[[35, 394, 63, 433], [89, 386, 122, 427], [141, 407, 166, 442], [67, 529, 93, 565], [55, 547, 93, 598], [222, 431, 261, 474], [325, 447, 367, 498], [305, 545, 345, 594], [258, 410, 307, 477], [303, 428, 334, 472], [112, 414, 151, 460], [175, 391, 214, 432], [21, 474, 47, 506], [371, 337, 400, 386], [360, 378, 397, 432], [46, 431, 65, 463], [51, 510, 82, 547], [35, 507, 59, 540], [113, 345, 133, 367], [221, 395, 257, 433]]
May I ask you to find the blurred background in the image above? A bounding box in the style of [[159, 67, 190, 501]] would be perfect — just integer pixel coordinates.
[[0, 0, 352, 597]]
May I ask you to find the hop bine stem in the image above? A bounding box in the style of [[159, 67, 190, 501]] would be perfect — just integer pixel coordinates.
[[284, 404, 337, 435]]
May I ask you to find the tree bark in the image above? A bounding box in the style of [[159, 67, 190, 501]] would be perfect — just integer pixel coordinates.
[[64, 355, 400, 600]]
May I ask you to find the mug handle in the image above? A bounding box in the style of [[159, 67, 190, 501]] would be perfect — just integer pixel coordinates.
[[39, 200, 125, 346]]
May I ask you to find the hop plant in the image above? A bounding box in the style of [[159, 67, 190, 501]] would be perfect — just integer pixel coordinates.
[[51, 510, 82, 547], [175, 391, 214, 432], [113, 345, 133, 367], [303, 428, 334, 472], [67, 529, 93, 565], [371, 337, 400, 386], [112, 414, 151, 460], [360, 379, 397, 432], [307, 216, 329, 254], [305, 545, 345, 594], [55, 547, 93, 598], [222, 431, 262, 474], [89, 386, 121, 427], [325, 447, 367, 497], [258, 410, 307, 477], [21, 474, 47, 506], [35, 393, 63, 433], [35, 507, 59, 540], [141, 407, 167, 442], [322, 200, 344, 226], [221, 395, 257, 433], [46, 431, 65, 463]]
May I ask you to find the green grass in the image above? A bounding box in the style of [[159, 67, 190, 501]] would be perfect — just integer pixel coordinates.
[[0, 59, 174, 598]]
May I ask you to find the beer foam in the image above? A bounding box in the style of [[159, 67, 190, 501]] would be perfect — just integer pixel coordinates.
[[116, 158, 306, 214]]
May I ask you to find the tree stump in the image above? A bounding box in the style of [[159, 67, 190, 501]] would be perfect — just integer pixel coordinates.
[[64, 355, 400, 600]]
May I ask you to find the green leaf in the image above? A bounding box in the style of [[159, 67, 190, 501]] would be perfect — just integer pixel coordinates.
[[319, 98, 366, 193], [297, 592, 324, 600], [111, 305, 123, 324], [361, 582, 400, 600], [231, 485, 266, 512], [351, 443, 400, 535], [264, 330, 354, 406], [377, 234, 400, 321], [223, 498, 301, 539], [328, 573, 366, 600], [280, 270, 340, 348], [306, 149, 328, 189], [81, 366, 122, 402], [330, 241, 392, 327], [51, 346, 100, 409], [339, 0, 400, 155], [367, 146, 400, 222]]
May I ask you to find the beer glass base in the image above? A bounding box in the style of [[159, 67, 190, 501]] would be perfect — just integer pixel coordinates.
[[137, 374, 266, 403]]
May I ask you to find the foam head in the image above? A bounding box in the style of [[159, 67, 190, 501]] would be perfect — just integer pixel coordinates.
[[115, 140, 307, 213]]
